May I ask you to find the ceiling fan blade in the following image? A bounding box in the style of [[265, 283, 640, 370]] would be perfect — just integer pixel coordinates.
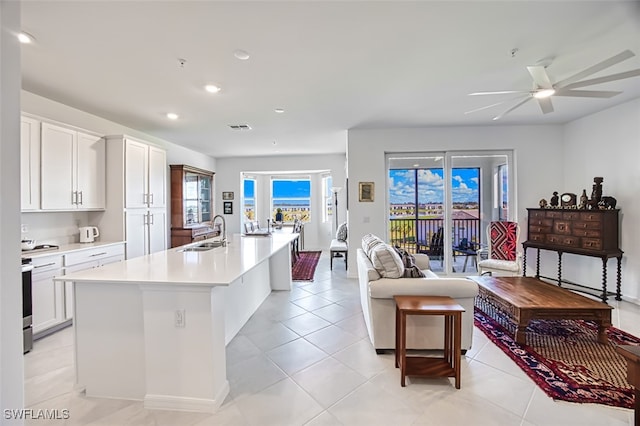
[[527, 66, 553, 89], [468, 90, 530, 96], [537, 97, 554, 114], [561, 68, 640, 89], [493, 96, 533, 121], [555, 50, 635, 88], [554, 89, 621, 98], [464, 95, 527, 114]]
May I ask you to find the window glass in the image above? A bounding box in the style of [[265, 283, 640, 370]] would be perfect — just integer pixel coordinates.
[[272, 179, 311, 222], [243, 178, 256, 221]]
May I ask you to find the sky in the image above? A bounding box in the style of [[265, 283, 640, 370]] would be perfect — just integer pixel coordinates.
[[244, 179, 313, 206], [388, 168, 479, 204]]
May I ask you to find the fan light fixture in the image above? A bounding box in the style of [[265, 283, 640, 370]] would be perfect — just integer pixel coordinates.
[[18, 32, 35, 44], [205, 85, 221, 93], [166, 113, 179, 120], [534, 89, 555, 99]]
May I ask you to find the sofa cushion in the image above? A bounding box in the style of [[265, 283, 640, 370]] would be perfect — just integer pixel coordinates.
[[361, 233, 384, 258], [370, 244, 404, 278], [394, 247, 426, 278], [336, 222, 348, 242], [369, 276, 479, 299]]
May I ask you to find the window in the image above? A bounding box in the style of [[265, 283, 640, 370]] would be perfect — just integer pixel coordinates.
[[497, 164, 509, 220], [243, 178, 256, 221], [271, 178, 311, 223], [322, 175, 333, 223]]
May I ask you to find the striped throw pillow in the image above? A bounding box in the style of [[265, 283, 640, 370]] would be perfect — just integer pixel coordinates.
[[370, 244, 404, 278], [361, 233, 384, 258]]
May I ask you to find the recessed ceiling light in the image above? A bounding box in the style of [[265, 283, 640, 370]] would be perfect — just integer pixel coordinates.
[[413, 163, 420, 167], [18, 32, 35, 44], [166, 113, 179, 120], [274, 108, 285, 113], [233, 49, 250, 60], [205, 84, 221, 93]]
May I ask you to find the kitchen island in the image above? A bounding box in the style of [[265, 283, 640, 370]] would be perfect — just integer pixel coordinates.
[[56, 232, 297, 413]]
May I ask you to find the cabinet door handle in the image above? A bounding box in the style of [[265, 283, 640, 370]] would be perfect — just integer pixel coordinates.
[[72, 191, 77, 205], [89, 252, 107, 257], [149, 193, 154, 205], [79, 191, 83, 205], [149, 213, 154, 225], [143, 193, 148, 205], [35, 262, 56, 269], [143, 213, 148, 226]]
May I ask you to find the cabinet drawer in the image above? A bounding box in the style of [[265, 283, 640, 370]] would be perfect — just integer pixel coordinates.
[[530, 218, 553, 227], [553, 221, 572, 235], [529, 225, 552, 234], [545, 211, 563, 219], [528, 233, 546, 243], [572, 229, 601, 238], [563, 212, 581, 220], [32, 255, 64, 275], [580, 212, 602, 221], [530, 210, 547, 219], [546, 234, 579, 247], [65, 244, 125, 266], [582, 238, 602, 250], [573, 221, 601, 230]]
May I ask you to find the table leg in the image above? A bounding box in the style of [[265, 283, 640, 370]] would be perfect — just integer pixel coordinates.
[[395, 305, 399, 369], [601, 257, 608, 303], [616, 256, 623, 301], [454, 312, 461, 389], [515, 324, 527, 345], [400, 311, 407, 387], [444, 315, 451, 364], [596, 321, 609, 345]]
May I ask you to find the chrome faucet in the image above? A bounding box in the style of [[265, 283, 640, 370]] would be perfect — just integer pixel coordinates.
[[212, 214, 227, 246]]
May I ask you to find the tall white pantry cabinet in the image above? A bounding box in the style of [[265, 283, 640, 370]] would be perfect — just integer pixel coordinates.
[[96, 136, 168, 259]]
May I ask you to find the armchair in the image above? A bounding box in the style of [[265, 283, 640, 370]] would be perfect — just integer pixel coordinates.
[[477, 221, 522, 276]]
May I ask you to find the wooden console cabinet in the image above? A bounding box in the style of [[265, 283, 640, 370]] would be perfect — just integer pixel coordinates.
[[170, 165, 218, 248], [522, 208, 623, 302]]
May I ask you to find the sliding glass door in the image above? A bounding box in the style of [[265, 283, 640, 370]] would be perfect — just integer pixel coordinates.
[[388, 151, 514, 275]]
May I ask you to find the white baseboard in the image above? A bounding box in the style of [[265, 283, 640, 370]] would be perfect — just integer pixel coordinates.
[[144, 381, 230, 413]]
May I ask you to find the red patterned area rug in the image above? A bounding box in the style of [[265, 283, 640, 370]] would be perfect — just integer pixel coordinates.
[[474, 307, 638, 408], [292, 251, 321, 281]]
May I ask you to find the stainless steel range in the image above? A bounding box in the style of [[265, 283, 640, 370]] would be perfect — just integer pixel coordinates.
[[22, 257, 33, 353]]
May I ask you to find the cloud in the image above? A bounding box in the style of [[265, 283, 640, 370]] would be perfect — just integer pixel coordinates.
[[453, 175, 464, 183], [471, 177, 479, 184]]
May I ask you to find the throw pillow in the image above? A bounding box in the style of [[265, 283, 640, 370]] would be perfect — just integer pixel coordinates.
[[394, 246, 426, 278], [336, 222, 348, 242], [370, 243, 404, 278], [361, 233, 384, 258]]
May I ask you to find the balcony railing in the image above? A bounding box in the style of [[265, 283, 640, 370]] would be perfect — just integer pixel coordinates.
[[389, 218, 481, 254]]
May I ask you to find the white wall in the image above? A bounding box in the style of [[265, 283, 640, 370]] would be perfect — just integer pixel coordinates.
[[1, 1, 25, 420], [215, 154, 346, 250], [346, 125, 565, 275], [20, 91, 216, 246], [562, 98, 640, 302]]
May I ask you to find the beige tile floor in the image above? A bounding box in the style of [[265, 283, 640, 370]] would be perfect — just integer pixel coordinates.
[[24, 251, 639, 425]]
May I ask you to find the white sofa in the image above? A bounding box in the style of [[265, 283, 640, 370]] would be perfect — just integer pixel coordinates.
[[357, 248, 479, 352]]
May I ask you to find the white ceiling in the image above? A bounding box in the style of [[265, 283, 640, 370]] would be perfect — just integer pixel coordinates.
[[20, 1, 640, 158]]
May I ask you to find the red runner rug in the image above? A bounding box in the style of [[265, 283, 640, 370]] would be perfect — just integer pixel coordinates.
[[292, 251, 321, 281], [474, 307, 638, 408]]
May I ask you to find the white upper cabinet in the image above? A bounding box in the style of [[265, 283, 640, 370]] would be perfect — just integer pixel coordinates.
[[40, 122, 105, 210], [125, 139, 166, 209], [20, 116, 41, 211]]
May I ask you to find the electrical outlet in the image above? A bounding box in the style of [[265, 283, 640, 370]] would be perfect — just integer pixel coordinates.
[[174, 309, 186, 328], [21, 224, 28, 233]]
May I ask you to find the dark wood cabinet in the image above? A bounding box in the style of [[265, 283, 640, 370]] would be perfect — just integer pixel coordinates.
[[523, 208, 623, 302], [170, 165, 218, 248]]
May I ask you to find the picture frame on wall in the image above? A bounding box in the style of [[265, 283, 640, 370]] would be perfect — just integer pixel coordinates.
[[223, 201, 233, 214], [222, 191, 234, 200], [359, 182, 374, 202]]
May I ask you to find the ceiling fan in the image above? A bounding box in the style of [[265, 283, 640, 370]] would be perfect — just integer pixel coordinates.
[[467, 49, 640, 120]]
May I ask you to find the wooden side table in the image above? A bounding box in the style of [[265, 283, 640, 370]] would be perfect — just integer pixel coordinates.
[[394, 295, 465, 388], [615, 345, 640, 426]]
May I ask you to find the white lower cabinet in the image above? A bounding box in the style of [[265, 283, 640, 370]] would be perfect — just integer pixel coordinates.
[[32, 244, 125, 336], [63, 244, 125, 319], [32, 255, 65, 335]]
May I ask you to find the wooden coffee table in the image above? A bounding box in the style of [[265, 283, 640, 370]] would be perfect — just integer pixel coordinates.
[[469, 276, 612, 346]]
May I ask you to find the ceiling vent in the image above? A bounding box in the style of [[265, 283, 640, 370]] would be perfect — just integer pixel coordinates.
[[228, 124, 252, 130]]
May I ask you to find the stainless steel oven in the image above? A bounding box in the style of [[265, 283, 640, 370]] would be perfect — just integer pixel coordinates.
[[22, 258, 33, 353]]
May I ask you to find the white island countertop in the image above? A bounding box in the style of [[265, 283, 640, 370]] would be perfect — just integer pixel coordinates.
[[59, 233, 298, 286]]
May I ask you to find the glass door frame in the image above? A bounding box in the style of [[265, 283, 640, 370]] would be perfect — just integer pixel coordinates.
[[386, 149, 516, 276]]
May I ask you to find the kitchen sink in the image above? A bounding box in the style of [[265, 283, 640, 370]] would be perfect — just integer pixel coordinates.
[[178, 241, 225, 252]]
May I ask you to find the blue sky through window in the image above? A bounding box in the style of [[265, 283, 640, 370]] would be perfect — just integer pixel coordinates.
[[389, 168, 479, 204]]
